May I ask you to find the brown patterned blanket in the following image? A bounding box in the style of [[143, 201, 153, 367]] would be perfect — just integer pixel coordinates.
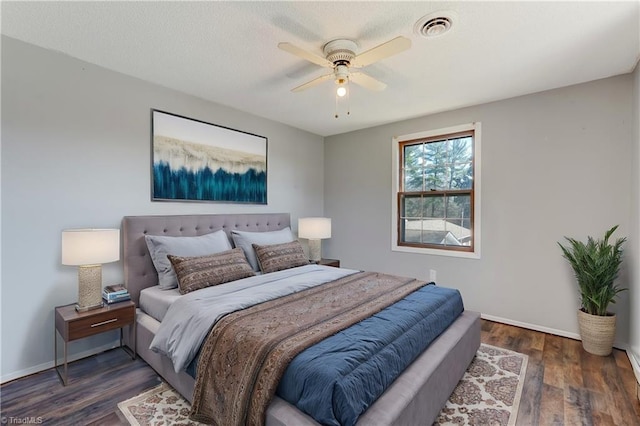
[[189, 271, 427, 425]]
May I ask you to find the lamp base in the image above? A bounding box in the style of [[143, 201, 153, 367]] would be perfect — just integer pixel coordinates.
[[308, 239, 322, 262], [75, 301, 104, 312], [77, 264, 104, 312]]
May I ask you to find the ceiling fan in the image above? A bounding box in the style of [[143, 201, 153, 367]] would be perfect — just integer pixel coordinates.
[[278, 36, 411, 94]]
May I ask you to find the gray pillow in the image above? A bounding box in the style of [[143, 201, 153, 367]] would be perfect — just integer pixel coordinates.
[[231, 227, 294, 271], [144, 230, 232, 290]]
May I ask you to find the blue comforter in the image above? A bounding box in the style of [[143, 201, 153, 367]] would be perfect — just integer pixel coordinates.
[[185, 280, 463, 426], [276, 284, 464, 426]]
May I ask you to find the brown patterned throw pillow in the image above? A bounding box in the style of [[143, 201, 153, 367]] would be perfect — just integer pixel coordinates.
[[253, 240, 310, 274], [167, 248, 255, 294]]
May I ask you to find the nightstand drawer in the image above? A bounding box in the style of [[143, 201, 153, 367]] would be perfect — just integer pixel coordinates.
[[318, 258, 340, 268], [68, 307, 134, 340]]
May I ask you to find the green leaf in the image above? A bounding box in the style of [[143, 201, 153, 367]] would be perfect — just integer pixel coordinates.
[[558, 225, 627, 316]]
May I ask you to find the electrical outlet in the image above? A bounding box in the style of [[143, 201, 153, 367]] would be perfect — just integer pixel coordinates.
[[429, 269, 437, 282]]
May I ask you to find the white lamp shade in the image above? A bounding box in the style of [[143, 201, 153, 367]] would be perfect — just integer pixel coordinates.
[[62, 229, 120, 266], [298, 217, 331, 239]]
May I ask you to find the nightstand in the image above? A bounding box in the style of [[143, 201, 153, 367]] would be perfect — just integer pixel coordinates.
[[318, 258, 340, 268], [54, 300, 136, 385]]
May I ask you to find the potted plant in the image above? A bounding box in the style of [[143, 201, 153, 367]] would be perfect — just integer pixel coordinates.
[[558, 225, 627, 356]]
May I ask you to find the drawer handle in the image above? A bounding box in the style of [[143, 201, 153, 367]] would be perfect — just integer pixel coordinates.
[[91, 318, 118, 327]]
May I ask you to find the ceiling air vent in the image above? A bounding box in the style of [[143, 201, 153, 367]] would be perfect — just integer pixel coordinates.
[[414, 12, 456, 38]]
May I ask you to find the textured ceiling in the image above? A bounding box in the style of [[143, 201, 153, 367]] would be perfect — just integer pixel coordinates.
[[2, 1, 639, 137]]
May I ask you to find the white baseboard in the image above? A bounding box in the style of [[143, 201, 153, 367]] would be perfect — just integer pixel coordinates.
[[481, 313, 581, 339], [0, 341, 120, 384], [628, 348, 640, 385], [480, 313, 629, 350]]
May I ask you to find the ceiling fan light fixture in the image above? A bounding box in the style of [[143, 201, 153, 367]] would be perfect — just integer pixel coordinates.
[[414, 11, 456, 38], [279, 35, 410, 117], [336, 75, 348, 97]]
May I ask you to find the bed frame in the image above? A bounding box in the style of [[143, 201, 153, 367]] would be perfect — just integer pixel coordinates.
[[122, 213, 481, 426]]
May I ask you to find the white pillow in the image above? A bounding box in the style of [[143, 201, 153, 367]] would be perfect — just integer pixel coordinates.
[[231, 227, 294, 271], [144, 230, 232, 290]]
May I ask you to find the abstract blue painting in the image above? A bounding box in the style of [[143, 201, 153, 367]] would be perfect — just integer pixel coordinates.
[[151, 110, 267, 203]]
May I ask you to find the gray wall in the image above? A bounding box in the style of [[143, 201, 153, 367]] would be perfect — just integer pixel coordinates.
[[2, 34, 637, 382], [631, 61, 640, 377], [1, 37, 325, 381], [324, 75, 633, 343]]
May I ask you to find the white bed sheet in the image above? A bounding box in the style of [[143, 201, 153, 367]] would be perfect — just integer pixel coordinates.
[[139, 270, 266, 322], [139, 286, 182, 322]]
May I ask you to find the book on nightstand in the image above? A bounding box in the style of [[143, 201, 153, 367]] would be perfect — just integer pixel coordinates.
[[102, 284, 130, 304], [104, 284, 127, 295], [103, 292, 131, 304]]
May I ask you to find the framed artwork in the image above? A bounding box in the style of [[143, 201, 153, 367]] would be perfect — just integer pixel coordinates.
[[151, 110, 267, 204]]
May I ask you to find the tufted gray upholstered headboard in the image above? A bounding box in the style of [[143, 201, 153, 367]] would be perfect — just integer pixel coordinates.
[[122, 213, 291, 305]]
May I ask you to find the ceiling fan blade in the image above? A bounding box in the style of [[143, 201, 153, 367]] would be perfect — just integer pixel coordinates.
[[350, 72, 387, 91], [278, 42, 333, 68], [291, 73, 334, 92], [352, 36, 411, 68]]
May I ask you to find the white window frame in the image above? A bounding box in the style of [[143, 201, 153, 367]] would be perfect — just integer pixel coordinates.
[[391, 122, 481, 259]]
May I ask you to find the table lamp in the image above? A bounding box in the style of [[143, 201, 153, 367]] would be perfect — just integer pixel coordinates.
[[298, 217, 331, 262], [62, 228, 120, 311]]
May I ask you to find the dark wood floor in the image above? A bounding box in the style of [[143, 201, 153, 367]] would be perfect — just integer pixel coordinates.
[[481, 321, 640, 426], [1, 320, 638, 425], [0, 349, 160, 425]]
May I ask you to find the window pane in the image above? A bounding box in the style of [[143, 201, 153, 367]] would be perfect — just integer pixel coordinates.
[[401, 194, 422, 218], [448, 162, 473, 190], [403, 168, 423, 191], [447, 137, 473, 190], [401, 219, 422, 243], [445, 195, 472, 245], [424, 142, 447, 190], [403, 144, 423, 169], [446, 195, 471, 220], [422, 195, 445, 218], [448, 137, 473, 164]]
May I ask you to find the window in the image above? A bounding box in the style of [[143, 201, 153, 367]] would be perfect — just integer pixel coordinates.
[[392, 123, 480, 258]]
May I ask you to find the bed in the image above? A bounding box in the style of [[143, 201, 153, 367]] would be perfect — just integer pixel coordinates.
[[123, 213, 480, 426]]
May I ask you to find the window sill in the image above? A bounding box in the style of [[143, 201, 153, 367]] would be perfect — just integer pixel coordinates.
[[391, 244, 481, 259]]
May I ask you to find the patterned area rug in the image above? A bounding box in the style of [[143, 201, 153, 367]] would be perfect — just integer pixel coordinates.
[[118, 383, 203, 426], [434, 344, 528, 425], [117, 344, 527, 426]]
